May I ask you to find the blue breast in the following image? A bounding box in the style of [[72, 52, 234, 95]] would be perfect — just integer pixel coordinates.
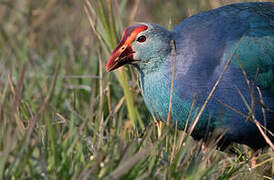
[[139, 66, 215, 139]]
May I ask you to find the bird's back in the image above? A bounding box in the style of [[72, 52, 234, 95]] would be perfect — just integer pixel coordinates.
[[165, 2, 274, 149]]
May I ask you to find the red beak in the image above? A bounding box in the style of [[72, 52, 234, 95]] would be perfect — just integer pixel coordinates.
[[105, 41, 134, 72]]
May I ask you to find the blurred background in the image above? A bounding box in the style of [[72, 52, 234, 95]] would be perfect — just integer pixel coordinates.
[[0, 0, 273, 179], [0, 0, 272, 57]]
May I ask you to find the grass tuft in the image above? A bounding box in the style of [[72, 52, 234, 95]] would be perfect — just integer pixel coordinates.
[[0, 0, 273, 179]]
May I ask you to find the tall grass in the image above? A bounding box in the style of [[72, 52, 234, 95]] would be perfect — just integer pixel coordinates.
[[84, 0, 144, 130], [0, 0, 273, 179]]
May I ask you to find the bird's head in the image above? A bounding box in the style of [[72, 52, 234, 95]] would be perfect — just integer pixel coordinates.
[[105, 23, 172, 72]]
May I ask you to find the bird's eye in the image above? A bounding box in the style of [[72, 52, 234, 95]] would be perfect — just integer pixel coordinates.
[[137, 35, 146, 43]]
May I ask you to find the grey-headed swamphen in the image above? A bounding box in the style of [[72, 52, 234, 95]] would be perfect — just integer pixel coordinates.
[[106, 2, 274, 150]]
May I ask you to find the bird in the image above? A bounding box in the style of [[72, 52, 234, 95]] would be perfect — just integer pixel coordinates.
[[105, 2, 274, 151]]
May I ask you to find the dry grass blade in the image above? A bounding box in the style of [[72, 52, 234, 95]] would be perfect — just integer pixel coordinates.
[[214, 97, 248, 119], [84, 0, 109, 54], [170, 122, 178, 162], [167, 39, 177, 125], [104, 96, 125, 123], [235, 54, 274, 150], [13, 63, 27, 114], [182, 94, 197, 139], [256, 87, 274, 136], [105, 145, 152, 179], [252, 157, 274, 169], [253, 116, 274, 150], [256, 86, 267, 133]]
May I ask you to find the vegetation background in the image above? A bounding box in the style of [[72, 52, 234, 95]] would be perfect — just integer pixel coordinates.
[[0, 0, 273, 179]]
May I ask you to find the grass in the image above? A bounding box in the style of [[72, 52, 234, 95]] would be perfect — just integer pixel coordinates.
[[0, 0, 273, 179]]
